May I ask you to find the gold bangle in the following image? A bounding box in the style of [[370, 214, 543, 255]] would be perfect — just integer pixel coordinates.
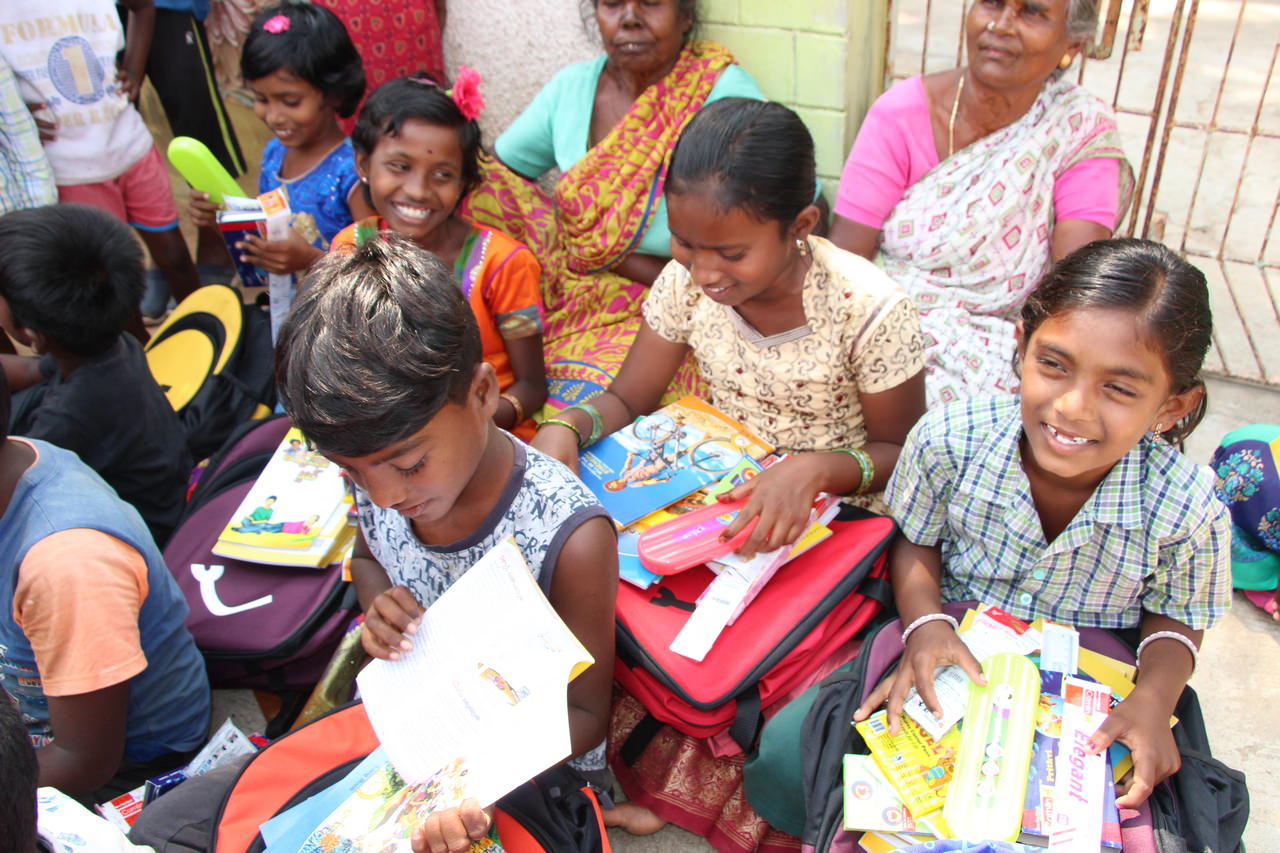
[[539, 418, 584, 448], [499, 392, 525, 425]]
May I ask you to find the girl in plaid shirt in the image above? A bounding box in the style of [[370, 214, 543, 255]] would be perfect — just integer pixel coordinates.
[[856, 239, 1231, 809]]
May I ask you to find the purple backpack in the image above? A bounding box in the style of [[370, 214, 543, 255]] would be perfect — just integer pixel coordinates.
[[163, 417, 359, 728], [796, 603, 1246, 853]]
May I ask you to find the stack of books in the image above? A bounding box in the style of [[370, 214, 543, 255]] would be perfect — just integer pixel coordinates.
[[845, 604, 1153, 852], [212, 428, 355, 568]]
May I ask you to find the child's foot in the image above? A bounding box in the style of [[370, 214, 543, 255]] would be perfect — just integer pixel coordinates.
[[602, 801, 666, 835]]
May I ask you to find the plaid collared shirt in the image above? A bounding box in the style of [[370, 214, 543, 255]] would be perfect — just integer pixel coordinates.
[[0, 56, 56, 215], [885, 395, 1231, 630]]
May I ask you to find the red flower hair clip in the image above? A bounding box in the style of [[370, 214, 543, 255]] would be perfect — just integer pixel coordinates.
[[447, 66, 485, 122], [263, 14, 290, 33]]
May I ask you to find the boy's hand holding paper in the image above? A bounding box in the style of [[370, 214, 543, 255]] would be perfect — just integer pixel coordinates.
[[355, 538, 593, 833], [362, 585, 426, 661]]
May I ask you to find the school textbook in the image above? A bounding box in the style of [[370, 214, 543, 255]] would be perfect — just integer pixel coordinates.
[[578, 395, 773, 527], [212, 427, 354, 568], [272, 538, 593, 853]]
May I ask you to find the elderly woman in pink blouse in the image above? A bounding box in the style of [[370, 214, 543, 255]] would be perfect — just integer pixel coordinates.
[[830, 0, 1132, 406]]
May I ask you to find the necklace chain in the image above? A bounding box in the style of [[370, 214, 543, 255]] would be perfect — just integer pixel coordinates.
[[948, 72, 965, 159]]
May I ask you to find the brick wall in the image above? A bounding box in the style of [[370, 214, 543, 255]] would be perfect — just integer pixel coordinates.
[[698, 0, 887, 199]]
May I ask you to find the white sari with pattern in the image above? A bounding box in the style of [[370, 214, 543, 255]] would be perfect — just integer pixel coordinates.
[[878, 75, 1133, 406]]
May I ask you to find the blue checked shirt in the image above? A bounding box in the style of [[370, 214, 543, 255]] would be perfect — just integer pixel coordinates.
[[885, 395, 1231, 630], [0, 55, 56, 215]]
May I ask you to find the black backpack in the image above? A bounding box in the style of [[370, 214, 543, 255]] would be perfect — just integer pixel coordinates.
[[144, 284, 277, 461]]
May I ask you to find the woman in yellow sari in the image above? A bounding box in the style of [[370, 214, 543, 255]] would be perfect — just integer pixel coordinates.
[[462, 0, 763, 412]]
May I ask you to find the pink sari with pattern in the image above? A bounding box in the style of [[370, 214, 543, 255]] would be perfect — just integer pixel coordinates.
[[878, 75, 1133, 407]]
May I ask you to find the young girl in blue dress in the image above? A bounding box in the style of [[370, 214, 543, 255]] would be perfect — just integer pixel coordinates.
[[856, 239, 1232, 809], [188, 1, 373, 275]]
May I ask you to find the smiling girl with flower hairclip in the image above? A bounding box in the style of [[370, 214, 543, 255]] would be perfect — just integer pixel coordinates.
[[331, 72, 549, 440]]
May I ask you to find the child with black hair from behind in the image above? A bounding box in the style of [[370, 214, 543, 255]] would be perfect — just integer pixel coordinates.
[[0, 692, 157, 853], [188, 0, 374, 276], [275, 235, 618, 853], [855, 239, 1231, 809], [0, 204, 192, 545]]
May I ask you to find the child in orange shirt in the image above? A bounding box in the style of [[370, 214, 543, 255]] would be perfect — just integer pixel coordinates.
[[333, 73, 546, 438]]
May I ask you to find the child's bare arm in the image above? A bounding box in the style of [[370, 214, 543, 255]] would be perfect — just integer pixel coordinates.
[[547, 515, 618, 759], [1089, 611, 1200, 808], [495, 334, 546, 430], [37, 682, 129, 795], [1, 354, 45, 392], [117, 0, 155, 103], [531, 322, 688, 467], [350, 527, 425, 660], [853, 537, 985, 730]]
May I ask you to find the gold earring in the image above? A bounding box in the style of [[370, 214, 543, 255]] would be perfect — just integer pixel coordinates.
[[795, 238, 808, 256], [1059, 54, 1073, 70], [1153, 422, 1165, 434], [360, 175, 368, 184]]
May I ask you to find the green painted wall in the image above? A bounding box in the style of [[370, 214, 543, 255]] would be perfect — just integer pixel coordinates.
[[700, 0, 888, 200]]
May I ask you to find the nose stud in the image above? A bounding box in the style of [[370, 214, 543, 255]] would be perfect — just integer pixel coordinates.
[[986, 21, 996, 31]]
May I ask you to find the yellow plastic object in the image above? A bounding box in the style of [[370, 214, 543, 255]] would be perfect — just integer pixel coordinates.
[[167, 137, 243, 205], [145, 285, 243, 411], [146, 330, 217, 411], [943, 652, 1041, 842]]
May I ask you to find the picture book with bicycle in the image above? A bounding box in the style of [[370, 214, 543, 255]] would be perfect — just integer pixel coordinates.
[[577, 396, 773, 527], [213, 427, 354, 568]]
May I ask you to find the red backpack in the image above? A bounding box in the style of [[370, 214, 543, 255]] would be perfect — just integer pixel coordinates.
[[613, 508, 895, 753]]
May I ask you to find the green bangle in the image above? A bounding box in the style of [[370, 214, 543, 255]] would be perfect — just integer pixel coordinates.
[[540, 418, 585, 449], [567, 400, 605, 446], [834, 448, 875, 496]]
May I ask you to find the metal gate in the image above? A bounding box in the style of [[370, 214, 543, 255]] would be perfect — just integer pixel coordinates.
[[882, 0, 1280, 384]]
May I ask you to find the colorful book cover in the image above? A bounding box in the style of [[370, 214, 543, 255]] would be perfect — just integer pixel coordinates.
[[617, 531, 660, 589], [212, 428, 351, 567], [843, 754, 948, 837], [854, 711, 962, 817], [1019, 669, 1122, 849], [578, 396, 772, 527], [216, 208, 267, 289], [292, 749, 500, 853]]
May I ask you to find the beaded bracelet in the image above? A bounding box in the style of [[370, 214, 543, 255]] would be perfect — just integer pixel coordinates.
[[900, 612, 959, 646], [539, 418, 584, 449], [833, 448, 875, 496], [499, 392, 525, 426], [567, 400, 605, 446], [1135, 630, 1199, 673]]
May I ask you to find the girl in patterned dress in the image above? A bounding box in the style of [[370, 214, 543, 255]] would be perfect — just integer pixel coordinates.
[[533, 98, 927, 557], [857, 239, 1231, 809], [275, 235, 617, 853], [332, 74, 547, 439], [531, 99, 927, 849], [188, 2, 374, 275]]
